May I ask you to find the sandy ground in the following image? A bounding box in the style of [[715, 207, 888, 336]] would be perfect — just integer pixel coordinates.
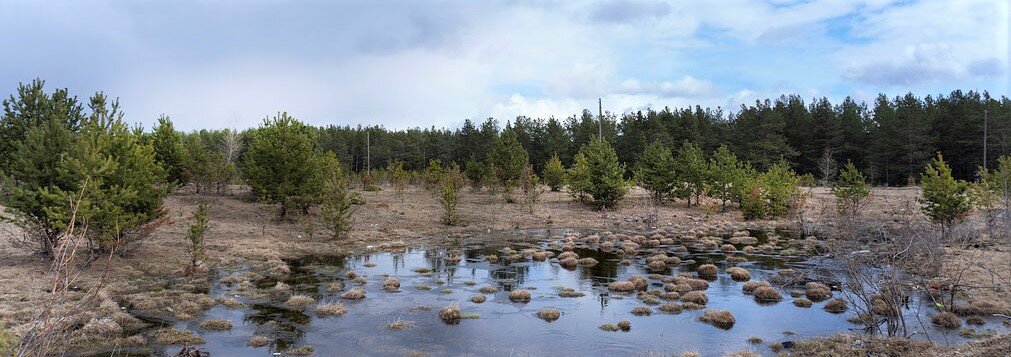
[[0, 184, 1008, 354]]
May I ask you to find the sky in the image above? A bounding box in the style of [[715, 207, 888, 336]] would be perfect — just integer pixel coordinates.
[[0, 0, 1007, 131]]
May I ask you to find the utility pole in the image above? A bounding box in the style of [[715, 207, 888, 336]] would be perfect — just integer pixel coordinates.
[[598, 98, 603, 140]]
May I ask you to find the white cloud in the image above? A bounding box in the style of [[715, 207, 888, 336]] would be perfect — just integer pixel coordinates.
[[618, 76, 718, 98]]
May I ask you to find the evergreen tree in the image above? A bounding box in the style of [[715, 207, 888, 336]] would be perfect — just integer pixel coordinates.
[[186, 202, 210, 273], [439, 163, 464, 225], [832, 161, 870, 216], [319, 152, 355, 240], [566, 152, 591, 203], [542, 153, 566, 192], [919, 153, 973, 238], [151, 115, 186, 186], [490, 131, 529, 195], [242, 113, 321, 218], [634, 141, 677, 203], [572, 139, 627, 209], [675, 141, 708, 206], [43, 93, 169, 250], [707, 145, 747, 211]]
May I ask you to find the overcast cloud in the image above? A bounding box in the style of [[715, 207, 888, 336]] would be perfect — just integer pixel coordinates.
[[0, 0, 1006, 131]]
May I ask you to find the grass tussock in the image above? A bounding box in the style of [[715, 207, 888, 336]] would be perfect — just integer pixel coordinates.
[[805, 282, 832, 302], [558, 287, 585, 297], [953, 300, 1007, 316], [439, 304, 461, 323], [578, 257, 599, 266], [479, 286, 499, 294], [824, 298, 848, 313], [151, 328, 205, 345], [327, 280, 345, 292], [629, 275, 649, 290], [383, 277, 401, 292], [287, 346, 314, 356], [680, 291, 709, 306], [316, 302, 347, 317], [742, 281, 771, 294], [248, 335, 269, 347], [631, 306, 653, 316], [659, 302, 683, 314], [470, 294, 486, 303], [599, 323, 620, 332], [341, 288, 366, 300], [217, 296, 244, 309], [536, 308, 561, 322], [508, 290, 532, 303], [416, 284, 432, 290], [752, 286, 783, 302], [793, 298, 813, 308], [699, 309, 736, 329], [617, 320, 631, 331], [198, 318, 233, 331], [932, 311, 961, 329], [285, 295, 316, 310], [559, 257, 578, 268], [726, 267, 751, 281], [608, 280, 636, 292], [696, 264, 718, 277]]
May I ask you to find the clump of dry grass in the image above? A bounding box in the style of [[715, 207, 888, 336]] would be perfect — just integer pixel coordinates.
[[345, 271, 358, 279], [753, 286, 783, 302], [699, 309, 736, 329], [629, 275, 649, 290], [805, 282, 832, 302], [341, 288, 366, 300], [218, 296, 244, 309], [479, 286, 499, 294], [578, 257, 599, 266], [726, 267, 751, 282], [557, 251, 578, 260], [932, 311, 961, 329], [659, 302, 683, 314], [248, 335, 269, 347], [383, 277, 401, 292], [558, 287, 585, 297], [387, 318, 412, 330], [327, 280, 345, 292], [536, 308, 561, 322], [726, 255, 748, 264], [823, 298, 847, 313], [953, 300, 1006, 316], [288, 346, 314, 356], [470, 294, 486, 303], [608, 280, 636, 292], [531, 251, 549, 261], [81, 317, 123, 338], [747, 337, 763, 344], [285, 295, 316, 310], [559, 257, 578, 268], [681, 291, 709, 306], [599, 323, 620, 331], [631, 306, 653, 316], [648, 260, 667, 272], [439, 304, 461, 323], [965, 316, 985, 326], [721, 244, 737, 252], [273, 281, 292, 293], [413, 267, 433, 274], [742, 281, 771, 294], [151, 328, 205, 345], [198, 319, 233, 331], [316, 302, 347, 317], [793, 298, 813, 308], [617, 320, 631, 331], [416, 284, 432, 290], [508, 290, 531, 303]]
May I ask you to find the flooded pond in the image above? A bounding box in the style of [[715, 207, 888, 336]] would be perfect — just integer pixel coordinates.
[[162, 228, 1008, 356]]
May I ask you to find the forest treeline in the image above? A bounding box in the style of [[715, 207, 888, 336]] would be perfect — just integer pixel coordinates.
[[318, 91, 1007, 186]]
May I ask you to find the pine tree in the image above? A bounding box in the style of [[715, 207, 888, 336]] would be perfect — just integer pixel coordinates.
[[463, 156, 490, 191], [151, 115, 186, 186], [319, 153, 355, 240], [42, 93, 169, 250], [439, 163, 464, 225], [519, 164, 542, 213], [187, 202, 210, 273], [832, 161, 870, 216], [490, 131, 529, 191], [572, 139, 628, 209], [566, 152, 591, 203], [919, 153, 973, 238], [675, 141, 708, 206], [241, 113, 320, 218], [634, 141, 677, 203], [542, 153, 566, 192], [707, 145, 747, 211]]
